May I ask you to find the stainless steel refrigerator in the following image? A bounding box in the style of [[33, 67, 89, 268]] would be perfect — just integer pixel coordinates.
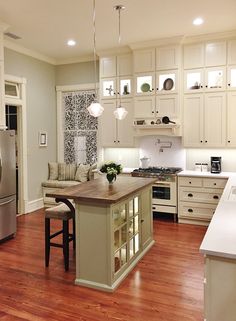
[[0, 130, 16, 242]]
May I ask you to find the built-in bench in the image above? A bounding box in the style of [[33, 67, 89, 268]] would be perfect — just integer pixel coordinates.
[[42, 162, 96, 207]]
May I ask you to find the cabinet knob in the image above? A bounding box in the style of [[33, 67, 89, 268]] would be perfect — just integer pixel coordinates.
[[117, 140, 120, 143], [228, 83, 231, 87], [156, 110, 159, 113], [152, 111, 154, 114], [188, 193, 193, 197], [141, 219, 144, 223], [156, 87, 159, 91], [200, 85, 203, 88], [205, 140, 208, 143], [200, 140, 203, 143], [228, 140, 231, 143], [114, 140, 116, 143], [189, 181, 192, 184], [205, 85, 208, 88], [117, 92, 120, 95], [213, 195, 219, 200], [188, 209, 193, 213], [214, 183, 216, 186], [152, 88, 154, 91]]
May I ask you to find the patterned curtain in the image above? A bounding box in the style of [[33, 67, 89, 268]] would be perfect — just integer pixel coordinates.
[[62, 90, 98, 164]]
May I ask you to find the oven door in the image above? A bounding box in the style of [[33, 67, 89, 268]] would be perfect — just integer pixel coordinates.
[[152, 181, 176, 206]]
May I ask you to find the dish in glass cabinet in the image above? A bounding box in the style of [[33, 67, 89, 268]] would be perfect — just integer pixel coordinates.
[[163, 78, 174, 90], [141, 83, 150, 92]]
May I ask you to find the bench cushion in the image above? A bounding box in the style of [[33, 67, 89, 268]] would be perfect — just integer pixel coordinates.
[[42, 180, 80, 188]]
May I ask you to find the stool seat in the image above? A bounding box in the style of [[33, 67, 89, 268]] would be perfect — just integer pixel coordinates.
[[45, 202, 75, 271], [45, 204, 74, 220]]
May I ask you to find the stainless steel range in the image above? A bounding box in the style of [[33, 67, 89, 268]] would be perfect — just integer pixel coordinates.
[[131, 167, 182, 221]]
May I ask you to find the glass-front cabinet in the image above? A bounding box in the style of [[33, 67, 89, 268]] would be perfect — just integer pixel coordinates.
[[135, 73, 155, 96], [156, 70, 178, 94], [227, 66, 236, 90], [205, 67, 226, 91], [101, 77, 133, 99], [113, 195, 140, 275], [184, 69, 204, 93]]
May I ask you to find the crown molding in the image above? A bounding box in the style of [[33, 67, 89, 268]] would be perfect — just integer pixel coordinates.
[[129, 35, 184, 50], [97, 46, 131, 57], [54, 54, 95, 65], [4, 39, 56, 65], [182, 29, 236, 44]]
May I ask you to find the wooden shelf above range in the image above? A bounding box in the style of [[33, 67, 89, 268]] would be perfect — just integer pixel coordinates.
[[133, 124, 181, 136]]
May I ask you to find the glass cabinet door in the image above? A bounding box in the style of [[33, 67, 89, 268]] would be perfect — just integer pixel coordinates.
[[227, 66, 236, 90], [135, 73, 155, 96], [101, 78, 117, 99], [119, 78, 132, 97], [184, 69, 204, 93], [156, 70, 178, 94], [128, 197, 140, 259], [205, 67, 226, 91]]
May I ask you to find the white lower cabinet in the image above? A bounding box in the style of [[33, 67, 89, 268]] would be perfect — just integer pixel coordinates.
[[178, 176, 227, 225], [100, 99, 134, 147], [183, 92, 226, 147], [227, 91, 236, 147]]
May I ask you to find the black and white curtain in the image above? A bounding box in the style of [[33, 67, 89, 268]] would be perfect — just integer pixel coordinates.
[[62, 90, 98, 164]]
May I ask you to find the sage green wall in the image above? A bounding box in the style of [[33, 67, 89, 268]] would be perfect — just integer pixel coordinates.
[[4, 48, 56, 203], [55, 61, 98, 86]]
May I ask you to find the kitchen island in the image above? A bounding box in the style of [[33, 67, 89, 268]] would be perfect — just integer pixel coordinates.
[[47, 176, 156, 292]]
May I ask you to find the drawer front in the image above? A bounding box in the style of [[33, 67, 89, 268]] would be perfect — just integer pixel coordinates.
[[178, 176, 202, 187], [179, 202, 216, 220], [179, 187, 223, 204], [203, 178, 227, 189]]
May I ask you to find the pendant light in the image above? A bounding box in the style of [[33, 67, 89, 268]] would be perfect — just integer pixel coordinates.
[[113, 5, 128, 120], [87, 0, 104, 117]]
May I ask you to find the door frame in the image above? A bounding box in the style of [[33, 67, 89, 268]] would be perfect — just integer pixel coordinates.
[[5, 74, 28, 215]]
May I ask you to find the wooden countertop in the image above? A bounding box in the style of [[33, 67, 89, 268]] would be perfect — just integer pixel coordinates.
[[46, 176, 156, 205]]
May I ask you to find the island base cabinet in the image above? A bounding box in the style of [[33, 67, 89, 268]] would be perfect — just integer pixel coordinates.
[[204, 255, 236, 321], [75, 186, 154, 292]]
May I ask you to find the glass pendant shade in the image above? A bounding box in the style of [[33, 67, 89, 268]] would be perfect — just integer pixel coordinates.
[[87, 102, 104, 117], [114, 105, 128, 120]]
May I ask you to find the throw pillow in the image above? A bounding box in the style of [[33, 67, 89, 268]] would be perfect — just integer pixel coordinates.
[[75, 164, 90, 182], [58, 163, 76, 181], [48, 162, 58, 180], [88, 163, 97, 180]]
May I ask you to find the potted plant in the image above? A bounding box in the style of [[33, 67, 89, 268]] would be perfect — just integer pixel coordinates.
[[100, 162, 122, 184]]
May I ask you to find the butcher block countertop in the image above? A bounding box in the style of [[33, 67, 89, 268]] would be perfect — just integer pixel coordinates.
[[46, 176, 156, 205]]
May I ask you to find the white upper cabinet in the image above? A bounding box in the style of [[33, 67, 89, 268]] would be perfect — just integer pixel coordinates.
[[135, 72, 155, 96], [227, 92, 236, 146], [184, 43, 204, 69], [156, 46, 180, 70], [100, 56, 116, 78], [156, 70, 178, 94], [228, 40, 236, 65], [205, 67, 226, 91], [117, 54, 133, 76], [156, 95, 178, 117], [227, 66, 236, 90], [205, 41, 226, 67], [133, 48, 155, 73], [134, 96, 155, 118], [184, 69, 204, 93]]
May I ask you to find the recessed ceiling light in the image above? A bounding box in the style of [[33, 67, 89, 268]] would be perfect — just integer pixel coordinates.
[[193, 17, 204, 26], [67, 39, 76, 46]]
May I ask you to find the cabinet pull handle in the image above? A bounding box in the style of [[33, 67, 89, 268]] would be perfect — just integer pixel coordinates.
[[188, 209, 193, 213], [188, 193, 193, 197], [213, 195, 219, 200]]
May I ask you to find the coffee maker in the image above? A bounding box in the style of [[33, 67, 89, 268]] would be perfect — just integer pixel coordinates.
[[211, 157, 221, 173]]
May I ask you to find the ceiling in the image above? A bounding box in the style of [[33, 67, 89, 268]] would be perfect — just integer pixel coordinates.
[[0, 0, 236, 63]]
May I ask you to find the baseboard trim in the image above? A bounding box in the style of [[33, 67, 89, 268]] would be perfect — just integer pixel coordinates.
[[24, 198, 44, 214]]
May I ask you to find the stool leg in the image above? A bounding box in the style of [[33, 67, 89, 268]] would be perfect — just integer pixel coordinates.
[[73, 217, 76, 250], [45, 218, 50, 267], [63, 220, 69, 271]]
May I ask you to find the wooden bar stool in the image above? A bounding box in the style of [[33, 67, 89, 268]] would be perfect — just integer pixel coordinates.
[[45, 203, 75, 271]]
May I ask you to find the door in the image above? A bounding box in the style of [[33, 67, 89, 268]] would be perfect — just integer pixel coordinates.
[[183, 94, 203, 147], [204, 93, 226, 147], [0, 130, 16, 198], [0, 195, 16, 240]]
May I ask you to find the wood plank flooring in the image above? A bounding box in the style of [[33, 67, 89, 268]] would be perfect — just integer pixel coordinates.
[[0, 209, 207, 321]]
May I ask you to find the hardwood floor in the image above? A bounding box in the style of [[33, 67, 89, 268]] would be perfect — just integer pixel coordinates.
[[0, 209, 206, 321]]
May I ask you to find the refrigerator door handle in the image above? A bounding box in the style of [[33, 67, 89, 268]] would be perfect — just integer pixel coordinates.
[[0, 198, 15, 206]]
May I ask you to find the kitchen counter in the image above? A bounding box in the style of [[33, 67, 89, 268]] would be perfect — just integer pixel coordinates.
[[178, 170, 232, 179], [46, 176, 155, 292]]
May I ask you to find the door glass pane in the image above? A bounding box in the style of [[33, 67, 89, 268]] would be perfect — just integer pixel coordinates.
[[120, 245, 127, 266], [121, 225, 127, 246], [207, 70, 223, 88], [102, 80, 115, 97], [230, 69, 236, 87], [129, 199, 134, 217], [159, 73, 175, 91], [129, 218, 134, 237], [135, 234, 139, 254], [114, 230, 119, 250], [134, 215, 139, 233], [153, 186, 170, 200], [137, 76, 152, 94], [114, 251, 121, 273], [186, 72, 201, 90], [134, 197, 139, 214], [120, 204, 126, 223], [120, 79, 131, 96], [129, 238, 134, 259]]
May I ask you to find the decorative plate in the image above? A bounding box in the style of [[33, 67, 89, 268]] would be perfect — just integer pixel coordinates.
[[163, 78, 174, 90], [141, 83, 150, 92]]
